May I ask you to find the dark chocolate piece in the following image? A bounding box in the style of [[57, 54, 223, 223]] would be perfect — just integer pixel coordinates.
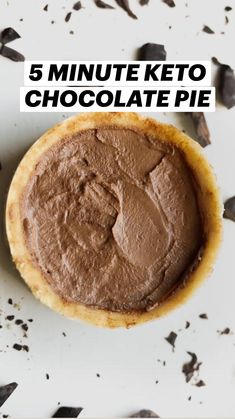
[[203, 25, 215, 34], [165, 331, 177, 349], [52, 407, 83, 418], [115, 0, 137, 19], [225, 16, 229, 24], [224, 197, 235, 221], [182, 352, 202, 383], [15, 319, 23, 325], [218, 64, 235, 109], [162, 0, 175, 7], [22, 323, 29, 332], [195, 380, 206, 387], [225, 6, 232, 11], [188, 112, 211, 147], [185, 321, 190, 329], [73, 1, 82, 10], [6, 315, 14, 321], [95, 0, 114, 8], [43, 4, 48, 11], [138, 43, 167, 61], [0, 45, 25, 62], [13, 343, 23, 351], [46, 373, 50, 380], [65, 12, 72, 22], [218, 327, 231, 335], [199, 313, 208, 319], [130, 410, 159, 418], [140, 0, 150, 4], [0, 27, 20, 44], [0, 383, 18, 408], [23, 345, 29, 352], [8, 298, 13, 305]]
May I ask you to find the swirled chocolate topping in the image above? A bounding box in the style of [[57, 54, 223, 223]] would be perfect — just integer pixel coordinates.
[[21, 127, 203, 312]]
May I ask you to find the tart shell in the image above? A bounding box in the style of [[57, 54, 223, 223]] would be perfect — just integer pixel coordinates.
[[6, 112, 222, 328]]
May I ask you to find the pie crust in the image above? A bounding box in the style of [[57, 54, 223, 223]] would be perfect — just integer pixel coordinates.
[[6, 112, 222, 328]]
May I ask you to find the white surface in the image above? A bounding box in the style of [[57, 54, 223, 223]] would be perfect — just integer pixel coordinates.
[[0, 0, 235, 417]]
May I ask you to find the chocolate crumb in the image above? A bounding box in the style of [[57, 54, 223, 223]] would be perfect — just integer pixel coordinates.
[[130, 410, 159, 418], [187, 112, 211, 147], [199, 313, 208, 319], [43, 4, 48, 11], [62, 332, 66, 337], [195, 380, 206, 387], [6, 315, 14, 321], [162, 0, 175, 7], [224, 197, 235, 221], [165, 331, 177, 349], [225, 16, 229, 24], [8, 298, 13, 305], [185, 321, 190, 329], [217, 64, 235, 109], [140, 0, 150, 5], [95, 0, 114, 8], [46, 373, 50, 380], [115, 0, 137, 19], [225, 6, 232, 11], [28, 319, 33, 322], [15, 319, 23, 325], [22, 323, 28, 332], [65, 12, 72, 22], [188, 396, 192, 401], [22, 345, 29, 352], [96, 373, 100, 377], [203, 25, 215, 34], [138, 43, 167, 61], [217, 327, 231, 335], [0, 383, 18, 408], [182, 352, 202, 383], [52, 407, 83, 418], [69, 31, 74, 35], [13, 343, 22, 351], [73, 1, 82, 10]]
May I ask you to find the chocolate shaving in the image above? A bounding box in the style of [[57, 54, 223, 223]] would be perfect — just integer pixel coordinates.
[[65, 12, 72, 22], [0, 45, 25, 62], [130, 410, 159, 418], [218, 64, 235, 109], [73, 1, 82, 10], [224, 197, 235, 221], [225, 6, 232, 11], [95, 0, 114, 8], [140, 0, 150, 4], [0, 383, 18, 408], [182, 352, 202, 383], [52, 407, 83, 418], [138, 43, 167, 61], [162, 0, 175, 7], [199, 313, 208, 319], [43, 4, 48, 11], [165, 331, 177, 349], [0, 27, 20, 44], [225, 16, 229, 24], [203, 25, 215, 34], [115, 0, 137, 19], [185, 321, 190, 329], [187, 112, 211, 147]]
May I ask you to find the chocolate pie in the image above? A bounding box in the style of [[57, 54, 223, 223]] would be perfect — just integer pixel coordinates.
[[6, 113, 222, 327]]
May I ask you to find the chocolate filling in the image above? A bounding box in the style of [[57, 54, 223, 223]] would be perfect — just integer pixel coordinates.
[[21, 127, 203, 313]]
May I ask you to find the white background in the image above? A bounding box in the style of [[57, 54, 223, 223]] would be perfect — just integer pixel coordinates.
[[0, 0, 235, 417]]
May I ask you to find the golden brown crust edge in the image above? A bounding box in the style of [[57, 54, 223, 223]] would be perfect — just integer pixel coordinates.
[[5, 112, 222, 328]]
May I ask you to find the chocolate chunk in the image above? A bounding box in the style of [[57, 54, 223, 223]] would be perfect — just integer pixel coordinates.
[[73, 1, 82, 10], [6, 315, 15, 321], [225, 6, 232, 11], [140, 0, 150, 4], [23, 345, 29, 352], [65, 12, 72, 22], [218, 327, 231, 335], [52, 407, 83, 417], [162, 0, 175, 7], [115, 0, 137, 19], [130, 410, 159, 418], [203, 25, 215, 34], [218, 64, 235, 109], [185, 321, 190, 329], [22, 323, 29, 332], [8, 298, 13, 305], [0, 383, 18, 407], [138, 43, 167, 61], [43, 4, 48, 11], [199, 313, 208, 319], [15, 319, 23, 325], [195, 380, 206, 387], [46, 373, 50, 380], [95, 0, 114, 8], [13, 343, 22, 351], [0, 27, 20, 44], [224, 197, 235, 221], [0, 45, 25, 62], [165, 331, 177, 349], [182, 352, 202, 383], [187, 112, 211, 147]]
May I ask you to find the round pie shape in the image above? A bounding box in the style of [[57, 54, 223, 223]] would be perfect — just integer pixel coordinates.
[[6, 112, 222, 328]]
